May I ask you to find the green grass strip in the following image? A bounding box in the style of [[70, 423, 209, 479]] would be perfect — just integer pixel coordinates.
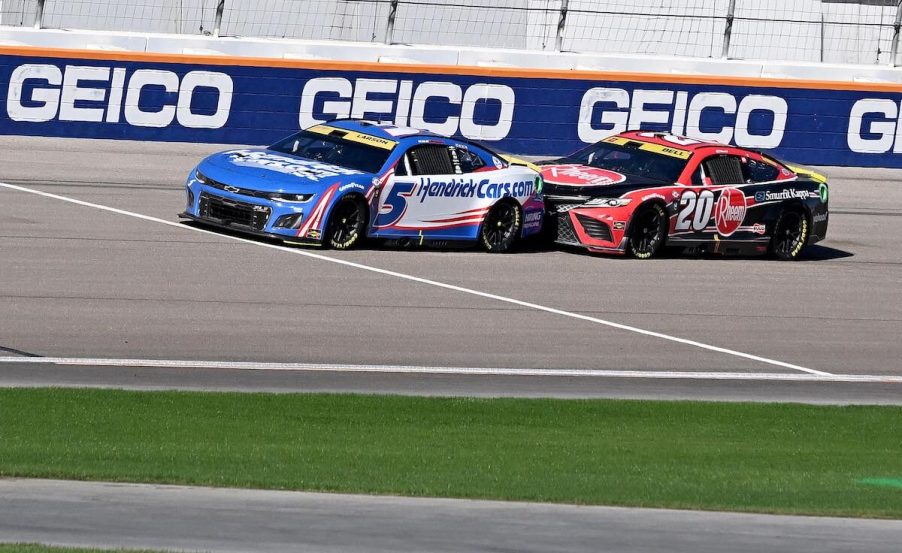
[[1, 388, 900, 518]]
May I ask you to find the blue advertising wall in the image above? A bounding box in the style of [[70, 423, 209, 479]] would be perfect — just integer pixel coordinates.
[[3, 48, 902, 167]]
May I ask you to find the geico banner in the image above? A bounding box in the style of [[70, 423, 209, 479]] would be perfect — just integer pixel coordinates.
[[3, 51, 902, 167]]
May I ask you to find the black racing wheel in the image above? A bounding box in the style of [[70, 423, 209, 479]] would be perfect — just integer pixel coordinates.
[[325, 196, 367, 250], [770, 208, 809, 261], [480, 201, 521, 253], [627, 203, 667, 259]]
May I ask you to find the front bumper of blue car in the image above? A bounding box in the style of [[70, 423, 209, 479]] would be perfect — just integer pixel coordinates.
[[178, 169, 322, 244]]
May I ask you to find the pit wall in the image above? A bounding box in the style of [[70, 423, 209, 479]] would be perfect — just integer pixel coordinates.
[[4, 44, 902, 167]]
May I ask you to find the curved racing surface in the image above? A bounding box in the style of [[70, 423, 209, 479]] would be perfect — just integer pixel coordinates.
[[1, 136, 901, 404]]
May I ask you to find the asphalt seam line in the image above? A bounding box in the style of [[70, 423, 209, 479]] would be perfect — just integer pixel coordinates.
[[1, 181, 832, 377]]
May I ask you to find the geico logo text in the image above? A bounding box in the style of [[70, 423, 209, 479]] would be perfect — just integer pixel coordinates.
[[578, 88, 788, 149], [847, 98, 902, 154], [300, 78, 515, 140], [7, 64, 233, 128]]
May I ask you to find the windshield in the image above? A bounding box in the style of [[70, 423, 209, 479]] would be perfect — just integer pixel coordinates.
[[559, 141, 689, 184], [269, 130, 393, 174]]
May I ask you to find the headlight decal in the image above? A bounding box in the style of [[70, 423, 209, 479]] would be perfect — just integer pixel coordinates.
[[194, 169, 213, 186], [584, 197, 632, 208], [267, 193, 314, 203]]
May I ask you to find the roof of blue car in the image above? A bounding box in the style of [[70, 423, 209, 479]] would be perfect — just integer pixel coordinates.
[[324, 119, 444, 141]]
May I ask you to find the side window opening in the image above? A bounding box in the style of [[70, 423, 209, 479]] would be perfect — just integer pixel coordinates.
[[448, 147, 463, 174], [702, 155, 744, 185], [456, 148, 486, 173], [407, 145, 456, 176], [393, 154, 408, 176], [742, 158, 780, 183], [691, 164, 705, 186]]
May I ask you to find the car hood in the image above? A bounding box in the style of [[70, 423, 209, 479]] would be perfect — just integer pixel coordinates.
[[540, 164, 671, 198], [197, 148, 374, 193]]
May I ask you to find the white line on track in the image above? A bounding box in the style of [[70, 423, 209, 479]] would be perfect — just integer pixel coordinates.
[[1, 356, 900, 382], [2, 181, 832, 377]]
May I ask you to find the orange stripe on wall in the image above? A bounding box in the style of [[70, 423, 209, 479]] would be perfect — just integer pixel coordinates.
[[3, 44, 902, 93]]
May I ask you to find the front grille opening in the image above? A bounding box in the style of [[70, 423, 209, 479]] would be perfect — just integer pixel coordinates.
[[274, 213, 304, 229], [553, 214, 579, 245], [199, 192, 270, 231], [575, 214, 613, 242], [201, 177, 277, 200]]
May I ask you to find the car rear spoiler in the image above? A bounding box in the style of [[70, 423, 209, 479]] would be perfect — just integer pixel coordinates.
[[758, 152, 828, 184], [784, 163, 828, 184]]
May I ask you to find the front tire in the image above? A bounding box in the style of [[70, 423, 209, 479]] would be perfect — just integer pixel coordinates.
[[480, 201, 521, 253], [770, 208, 809, 261], [627, 203, 667, 259], [325, 196, 367, 250]]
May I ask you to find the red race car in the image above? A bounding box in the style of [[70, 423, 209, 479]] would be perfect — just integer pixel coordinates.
[[539, 131, 829, 260]]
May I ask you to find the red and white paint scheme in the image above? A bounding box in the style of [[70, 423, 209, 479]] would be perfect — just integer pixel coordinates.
[[541, 131, 829, 259]]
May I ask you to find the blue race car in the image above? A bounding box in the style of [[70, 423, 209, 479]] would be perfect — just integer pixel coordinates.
[[179, 120, 544, 252]]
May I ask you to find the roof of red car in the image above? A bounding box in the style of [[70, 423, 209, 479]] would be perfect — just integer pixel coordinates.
[[616, 131, 732, 152]]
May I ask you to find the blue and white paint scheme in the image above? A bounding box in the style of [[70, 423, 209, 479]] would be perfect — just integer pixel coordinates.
[[180, 119, 544, 249]]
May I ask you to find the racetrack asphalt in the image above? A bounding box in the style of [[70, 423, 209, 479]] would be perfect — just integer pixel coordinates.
[[3, 479, 901, 553], [0, 136, 900, 402], [2, 136, 902, 552]]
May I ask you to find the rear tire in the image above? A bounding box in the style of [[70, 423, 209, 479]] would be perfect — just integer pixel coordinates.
[[325, 196, 367, 250], [627, 203, 667, 259], [770, 208, 809, 261], [480, 201, 521, 253]]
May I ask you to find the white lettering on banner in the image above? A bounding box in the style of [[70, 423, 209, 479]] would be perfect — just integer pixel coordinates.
[[124, 69, 178, 128], [410, 81, 461, 136], [59, 66, 109, 122], [6, 63, 233, 129], [460, 84, 515, 140], [351, 79, 397, 120], [578, 87, 628, 141], [846, 98, 902, 154], [735, 95, 785, 148], [299, 77, 515, 140], [7, 64, 62, 122], [177, 71, 233, 129], [299, 77, 353, 123], [628, 90, 673, 130], [686, 92, 735, 144], [106, 68, 126, 123], [578, 87, 788, 148]]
